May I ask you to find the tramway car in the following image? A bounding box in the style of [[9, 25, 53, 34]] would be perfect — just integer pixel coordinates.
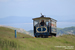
[[32, 14, 57, 38]]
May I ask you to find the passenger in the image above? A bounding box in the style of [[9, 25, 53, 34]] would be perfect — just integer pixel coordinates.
[[40, 20, 45, 26]]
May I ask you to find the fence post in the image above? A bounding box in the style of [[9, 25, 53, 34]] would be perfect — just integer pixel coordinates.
[[15, 30, 17, 38]]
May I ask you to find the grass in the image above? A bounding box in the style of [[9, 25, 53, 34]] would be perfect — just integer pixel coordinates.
[[0, 27, 75, 50]]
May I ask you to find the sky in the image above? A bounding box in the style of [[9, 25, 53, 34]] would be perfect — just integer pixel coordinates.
[[0, 0, 75, 31]]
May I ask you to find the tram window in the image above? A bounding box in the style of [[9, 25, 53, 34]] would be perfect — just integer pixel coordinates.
[[34, 21, 39, 26], [51, 21, 56, 27], [49, 21, 51, 26], [46, 22, 49, 26]]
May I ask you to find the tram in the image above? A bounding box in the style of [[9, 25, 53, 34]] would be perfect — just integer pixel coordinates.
[[32, 14, 57, 38]]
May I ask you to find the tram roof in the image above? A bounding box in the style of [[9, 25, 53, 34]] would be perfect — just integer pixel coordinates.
[[32, 16, 57, 22]]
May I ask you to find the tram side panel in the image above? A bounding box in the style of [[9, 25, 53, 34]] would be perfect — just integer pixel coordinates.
[[51, 26, 57, 36]]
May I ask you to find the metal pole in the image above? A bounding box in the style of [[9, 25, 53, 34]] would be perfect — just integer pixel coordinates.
[[15, 30, 17, 38]]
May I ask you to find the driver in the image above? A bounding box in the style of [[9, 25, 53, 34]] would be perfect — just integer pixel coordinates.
[[40, 20, 46, 26]]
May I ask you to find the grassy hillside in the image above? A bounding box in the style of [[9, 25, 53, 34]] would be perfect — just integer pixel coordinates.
[[0, 27, 33, 38], [57, 26, 75, 35], [0, 25, 31, 36], [0, 27, 33, 50], [0, 27, 75, 50]]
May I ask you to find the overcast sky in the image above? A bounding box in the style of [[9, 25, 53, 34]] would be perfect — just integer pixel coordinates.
[[0, 0, 75, 31]]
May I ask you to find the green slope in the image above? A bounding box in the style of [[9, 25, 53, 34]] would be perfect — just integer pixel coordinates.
[[0, 25, 32, 36], [0, 27, 75, 50], [0, 27, 33, 38], [57, 26, 75, 35], [0, 27, 33, 50]]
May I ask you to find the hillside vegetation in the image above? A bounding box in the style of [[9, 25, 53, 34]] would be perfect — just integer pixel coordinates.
[[57, 26, 75, 35], [0, 25, 32, 36], [0, 27, 33, 50], [0, 27, 75, 50]]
